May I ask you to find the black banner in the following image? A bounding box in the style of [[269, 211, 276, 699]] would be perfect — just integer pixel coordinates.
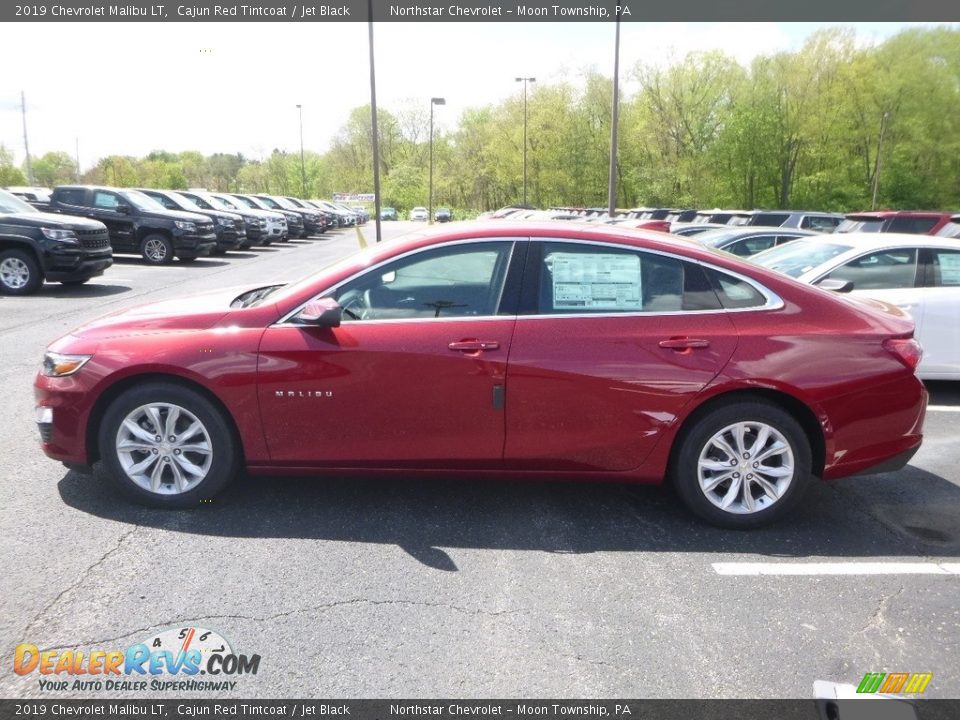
[[3, 0, 959, 23], [2, 700, 960, 720]]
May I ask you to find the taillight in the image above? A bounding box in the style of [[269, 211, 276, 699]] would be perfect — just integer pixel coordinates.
[[883, 337, 923, 371]]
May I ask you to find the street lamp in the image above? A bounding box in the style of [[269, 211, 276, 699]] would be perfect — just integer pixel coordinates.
[[429, 97, 446, 225], [296, 104, 306, 198], [515, 77, 535, 207]]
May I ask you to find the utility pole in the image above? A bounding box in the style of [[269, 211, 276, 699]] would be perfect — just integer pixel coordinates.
[[607, 17, 622, 217], [296, 105, 306, 197], [21, 90, 34, 185], [428, 97, 445, 225], [368, 0, 382, 243], [871, 111, 890, 211], [75, 137, 81, 182], [515, 77, 535, 206]]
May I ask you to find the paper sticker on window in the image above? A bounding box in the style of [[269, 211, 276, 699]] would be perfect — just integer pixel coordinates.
[[548, 252, 641, 310], [937, 252, 960, 286]]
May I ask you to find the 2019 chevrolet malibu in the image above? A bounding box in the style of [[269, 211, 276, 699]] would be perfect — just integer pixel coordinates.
[[34, 223, 927, 528]]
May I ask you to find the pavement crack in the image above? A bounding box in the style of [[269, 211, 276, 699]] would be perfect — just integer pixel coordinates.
[[22, 524, 141, 640], [858, 585, 905, 637], [36, 599, 524, 651]]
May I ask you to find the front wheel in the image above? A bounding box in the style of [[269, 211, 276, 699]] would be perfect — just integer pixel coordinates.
[[98, 382, 239, 508], [140, 234, 175, 265], [671, 400, 812, 529], [0, 249, 43, 295]]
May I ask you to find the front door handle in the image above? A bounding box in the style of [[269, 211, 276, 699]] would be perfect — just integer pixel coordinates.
[[448, 340, 500, 352], [659, 337, 710, 350]]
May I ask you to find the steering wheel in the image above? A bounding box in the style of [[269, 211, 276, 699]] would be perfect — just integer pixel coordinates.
[[338, 288, 373, 321]]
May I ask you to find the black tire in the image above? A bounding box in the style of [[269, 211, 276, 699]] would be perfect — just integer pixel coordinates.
[[671, 400, 812, 529], [0, 248, 43, 295], [140, 234, 175, 265], [60, 278, 90, 286], [97, 382, 239, 508]]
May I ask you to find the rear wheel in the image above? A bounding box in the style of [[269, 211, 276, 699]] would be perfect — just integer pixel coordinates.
[[98, 382, 239, 508], [0, 249, 43, 295], [671, 400, 812, 529], [140, 234, 174, 265]]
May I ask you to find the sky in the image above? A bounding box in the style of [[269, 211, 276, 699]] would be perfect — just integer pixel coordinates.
[[0, 21, 953, 172]]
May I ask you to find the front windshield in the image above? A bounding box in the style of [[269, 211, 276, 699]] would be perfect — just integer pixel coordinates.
[[120, 190, 167, 212], [271, 196, 298, 210], [0, 189, 38, 214], [750, 239, 853, 278], [256, 196, 282, 209], [228, 195, 259, 209], [167, 191, 203, 212], [210, 194, 242, 211]]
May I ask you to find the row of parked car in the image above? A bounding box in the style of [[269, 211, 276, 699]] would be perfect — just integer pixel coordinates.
[[0, 185, 368, 295]]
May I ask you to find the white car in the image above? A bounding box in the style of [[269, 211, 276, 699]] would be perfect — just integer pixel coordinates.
[[751, 233, 960, 380], [409, 206, 429, 221]]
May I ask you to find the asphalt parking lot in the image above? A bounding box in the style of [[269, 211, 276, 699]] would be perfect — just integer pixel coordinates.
[[1, 222, 957, 699]]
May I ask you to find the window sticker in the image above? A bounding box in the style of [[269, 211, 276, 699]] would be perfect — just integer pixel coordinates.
[[937, 252, 960, 286], [548, 252, 642, 310]]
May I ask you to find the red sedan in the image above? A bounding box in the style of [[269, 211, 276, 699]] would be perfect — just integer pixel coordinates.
[[34, 222, 927, 528]]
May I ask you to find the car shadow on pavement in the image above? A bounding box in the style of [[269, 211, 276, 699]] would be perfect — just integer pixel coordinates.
[[925, 381, 960, 406], [32, 283, 132, 298], [58, 464, 960, 571]]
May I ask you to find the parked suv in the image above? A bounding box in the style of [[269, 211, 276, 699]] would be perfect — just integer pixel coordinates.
[[0, 189, 112, 295], [228, 194, 297, 240], [138, 189, 247, 253], [281, 196, 329, 234], [182, 191, 271, 246], [837, 211, 954, 235], [254, 195, 321, 238], [48, 186, 216, 264]]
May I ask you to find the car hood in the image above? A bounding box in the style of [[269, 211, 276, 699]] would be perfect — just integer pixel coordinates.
[[2, 211, 105, 231], [62, 285, 271, 343]]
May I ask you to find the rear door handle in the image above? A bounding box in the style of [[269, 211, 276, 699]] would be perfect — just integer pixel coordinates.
[[659, 338, 710, 350], [448, 340, 500, 352]]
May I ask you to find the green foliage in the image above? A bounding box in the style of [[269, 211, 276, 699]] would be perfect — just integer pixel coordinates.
[[0, 144, 28, 186], [20, 27, 959, 213]]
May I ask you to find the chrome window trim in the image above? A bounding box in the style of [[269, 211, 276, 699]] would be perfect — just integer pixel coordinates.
[[273, 236, 783, 328]]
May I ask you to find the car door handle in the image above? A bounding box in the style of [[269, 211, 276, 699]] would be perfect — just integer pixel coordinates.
[[659, 338, 710, 350], [448, 340, 500, 352]]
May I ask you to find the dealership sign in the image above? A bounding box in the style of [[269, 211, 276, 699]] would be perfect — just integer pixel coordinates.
[[333, 193, 375, 202]]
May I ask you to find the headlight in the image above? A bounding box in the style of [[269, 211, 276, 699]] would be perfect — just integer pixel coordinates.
[[174, 221, 197, 231], [218, 216, 234, 226], [41, 352, 92, 377], [41, 228, 80, 243]]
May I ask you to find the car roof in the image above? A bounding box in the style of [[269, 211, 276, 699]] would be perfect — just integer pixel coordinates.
[[845, 210, 952, 219]]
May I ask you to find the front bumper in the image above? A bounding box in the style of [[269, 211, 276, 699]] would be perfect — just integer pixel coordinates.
[[173, 230, 217, 258]]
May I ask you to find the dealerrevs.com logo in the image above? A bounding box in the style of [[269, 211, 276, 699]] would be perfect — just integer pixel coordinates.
[[14, 626, 260, 692]]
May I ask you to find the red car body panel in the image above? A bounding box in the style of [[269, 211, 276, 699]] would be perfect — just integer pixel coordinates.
[[35, 222, 927, 488], [843, 211, 953, 235]]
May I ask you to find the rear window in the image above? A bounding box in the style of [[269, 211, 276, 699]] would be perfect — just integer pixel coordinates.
[[887, 216, 938, 234], [837, 218, 884, 233], [704, 268, 768, 309], [935, 222, 960, 239], [749, 213, 789, 226], [55, 188, 86, 206], [750, 239, 853, 278]]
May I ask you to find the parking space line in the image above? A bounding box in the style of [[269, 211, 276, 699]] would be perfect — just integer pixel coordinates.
[[712, 562, 960, 575], [927, 405, 960, 412]]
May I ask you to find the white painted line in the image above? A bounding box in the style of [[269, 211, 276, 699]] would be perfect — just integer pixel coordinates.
[[713, 562, 960, 576], [927, 405, 960, 412]]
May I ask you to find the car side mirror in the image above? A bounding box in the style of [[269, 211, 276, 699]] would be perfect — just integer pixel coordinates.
[[817, 278, 854, 293], [115, 203, 131, 214], [297, 298, 342, 328]]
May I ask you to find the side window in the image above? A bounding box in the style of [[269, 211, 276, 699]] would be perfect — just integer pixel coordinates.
[[92, 191, 120, 210], [930, 249, 960, 287], [705, 268, 768, 309], [824, 248, 918, 290], [333, 241, 513, 321], [186, 194, 212, 210], [56, 188, 86, 206], [735, 235, 776, 256], [536, 242, 720, 314], [151, 194, 177, 210]]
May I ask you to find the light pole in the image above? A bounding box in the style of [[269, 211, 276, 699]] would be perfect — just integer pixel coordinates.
[[429, 97, 445, 225], [367, 0, 382, 243], [296, 104, 306, 198], [607, 17, 622, 217], [515, 77, 535, 207], [21, 90, 34, 185]]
